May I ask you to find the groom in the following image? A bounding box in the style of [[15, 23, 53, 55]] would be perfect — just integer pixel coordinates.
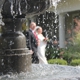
[[24, 22, 39, 63]]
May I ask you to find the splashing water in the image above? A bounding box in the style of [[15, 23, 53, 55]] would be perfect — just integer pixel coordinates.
[[49, 0, 61, 9], [0, 64, 80, 80], [52, 0, 61, 8], [49, 0, 61, 40], [0, 0, 5, 25], [52, 0, 61, 23]]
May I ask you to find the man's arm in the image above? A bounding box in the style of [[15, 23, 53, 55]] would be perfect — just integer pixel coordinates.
[[28, 32, 32, 50], [26, 31, 32, 50]]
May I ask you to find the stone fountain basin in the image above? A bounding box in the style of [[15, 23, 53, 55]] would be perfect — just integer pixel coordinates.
[[0, 64, 80, 80]]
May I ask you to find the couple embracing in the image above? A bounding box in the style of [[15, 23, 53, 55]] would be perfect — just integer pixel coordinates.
[[24, 22, 48, 64]]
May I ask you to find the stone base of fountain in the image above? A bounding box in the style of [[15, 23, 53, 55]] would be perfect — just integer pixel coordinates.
[[0, 29, 32, 74], [0, 53, 31, 74]]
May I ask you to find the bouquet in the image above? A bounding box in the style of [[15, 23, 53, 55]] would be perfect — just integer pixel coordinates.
[[43, 37, 50, 42]]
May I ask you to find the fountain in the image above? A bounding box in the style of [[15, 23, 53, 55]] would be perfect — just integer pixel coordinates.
[[0, 0, 50, 74], [0, 0, 80, 80]]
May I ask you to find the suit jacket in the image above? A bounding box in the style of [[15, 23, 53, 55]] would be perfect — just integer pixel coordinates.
[[24, 29, 37, 55]]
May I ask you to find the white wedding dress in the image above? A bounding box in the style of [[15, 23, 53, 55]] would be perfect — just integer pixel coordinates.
[[37, 34, 48, 64]]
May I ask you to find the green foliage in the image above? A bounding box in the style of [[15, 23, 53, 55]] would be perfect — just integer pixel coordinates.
[[22, 22, 28, 31], [46, 29, 80, 65], [48, 59, 67, 65], [63, 48, 80, 64], [63, 32, 80, 64], [70, 59, 80, 66], [46, 47, 60, 60], [73, 32, 80, 45]]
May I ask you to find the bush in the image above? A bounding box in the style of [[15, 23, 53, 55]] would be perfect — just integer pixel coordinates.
[[63, 48, 80, 64], [46, 47, 60, 60], [70, 59, 80, 66], [48, 59, 67, 65], [63, 31, 80, 64], [63, 50, 73, 64]]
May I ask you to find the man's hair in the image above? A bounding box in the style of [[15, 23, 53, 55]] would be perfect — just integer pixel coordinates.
[[30, 22, 36, 27]]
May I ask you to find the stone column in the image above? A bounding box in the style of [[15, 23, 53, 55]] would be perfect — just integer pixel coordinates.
[[59, 13, 65, 48], [0, 0, 32, 74], [0, 18, 32, 74]]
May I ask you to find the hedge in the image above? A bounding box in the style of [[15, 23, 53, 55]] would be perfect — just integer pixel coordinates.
[[48, 59, 67, 65], [70, 59, 80, 66]]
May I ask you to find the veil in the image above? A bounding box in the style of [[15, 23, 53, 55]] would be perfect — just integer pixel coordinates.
[[35, 26, 40, 32]]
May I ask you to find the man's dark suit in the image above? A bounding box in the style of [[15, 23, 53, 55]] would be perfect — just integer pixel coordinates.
[[24, 29, 39, 63]]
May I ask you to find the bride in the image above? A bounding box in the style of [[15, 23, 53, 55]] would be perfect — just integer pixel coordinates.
[[36, 26, 48, 64]]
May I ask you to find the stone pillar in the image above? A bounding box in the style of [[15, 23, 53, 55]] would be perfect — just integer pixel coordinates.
[[59, 13, 65, 48], [0, 18, 32, 74]]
